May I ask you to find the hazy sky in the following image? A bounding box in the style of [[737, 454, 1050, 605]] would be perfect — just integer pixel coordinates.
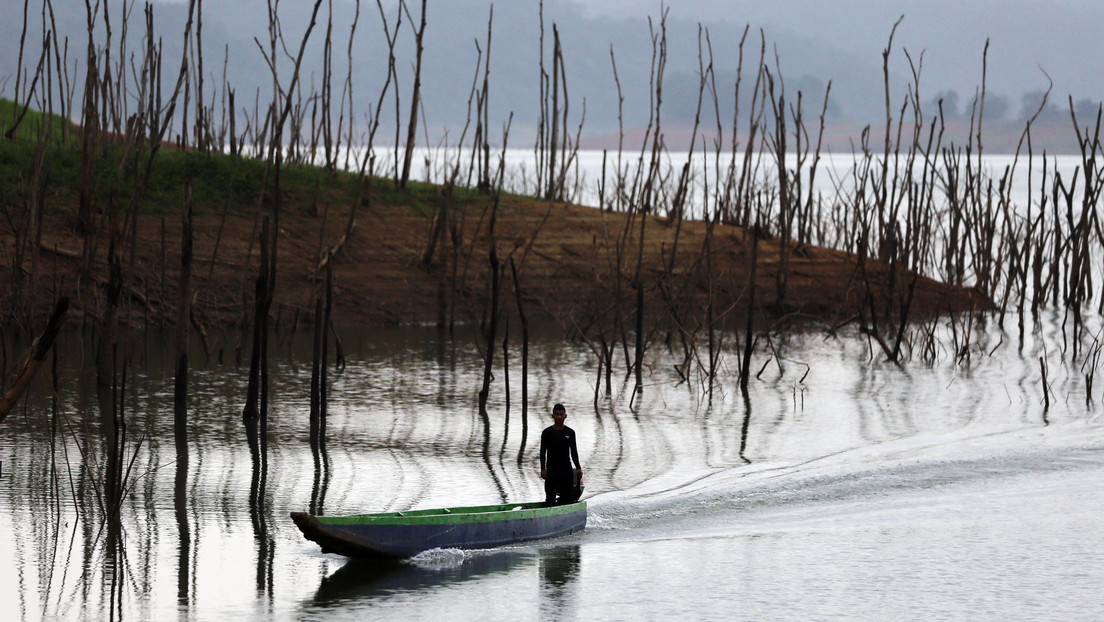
[[3, 0, 1100, 149], [563, 0, 1104, 102], [124, 0, 1104, 106]]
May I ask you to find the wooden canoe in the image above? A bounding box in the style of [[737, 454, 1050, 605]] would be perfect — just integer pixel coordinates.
[[290, 500, 587, 559]]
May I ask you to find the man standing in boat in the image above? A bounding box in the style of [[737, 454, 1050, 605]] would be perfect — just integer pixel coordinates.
[[540, 403, 584, 504]]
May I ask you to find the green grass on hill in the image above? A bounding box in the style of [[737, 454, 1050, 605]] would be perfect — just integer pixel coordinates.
[[1, 97, 75, 143], [0, 98, 483, 219]]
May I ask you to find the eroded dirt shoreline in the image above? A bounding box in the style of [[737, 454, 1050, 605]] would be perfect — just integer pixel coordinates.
[[3, 180, 992, 333]]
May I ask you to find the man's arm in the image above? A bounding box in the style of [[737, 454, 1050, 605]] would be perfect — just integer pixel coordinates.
[[569, 431, 581, 471], [539, 429, 548, 471]]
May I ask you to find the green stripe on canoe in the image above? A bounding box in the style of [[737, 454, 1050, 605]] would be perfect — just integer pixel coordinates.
[[316, 501, 586, 526]]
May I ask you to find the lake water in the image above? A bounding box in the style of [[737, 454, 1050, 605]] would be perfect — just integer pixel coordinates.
[[405, 147, 1084, 222], [2, 312, 1103, 621]]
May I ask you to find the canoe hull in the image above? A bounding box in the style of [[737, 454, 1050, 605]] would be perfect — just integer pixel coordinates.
[[291, 501, 586, 559]]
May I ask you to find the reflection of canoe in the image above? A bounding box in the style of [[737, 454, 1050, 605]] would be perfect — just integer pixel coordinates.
[[290, 501, 587, 559], [310, 550, 531, 605]]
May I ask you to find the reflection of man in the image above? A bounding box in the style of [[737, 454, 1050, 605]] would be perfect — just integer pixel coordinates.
[[539, 546, 582, 620], [539, 403, 583, 504]]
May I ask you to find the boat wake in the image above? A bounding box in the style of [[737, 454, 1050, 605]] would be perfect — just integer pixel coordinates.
[[406, 548, 472, 569], [583, 421, 1104, 542]]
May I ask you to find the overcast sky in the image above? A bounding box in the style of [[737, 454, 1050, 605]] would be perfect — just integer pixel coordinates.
[[3, 0, 1100, 149], [566, 0, 1102, 101]]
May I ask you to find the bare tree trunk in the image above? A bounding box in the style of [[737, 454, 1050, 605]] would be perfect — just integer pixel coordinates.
[[174, 182, 193, 430], [399, 0, 427, 188], [509, 258, 529, 462], [0, 298, 68, 424], [739, 223, 759, 393], [478, 195, 501, 415], [242, 218, 274, 427], [309, 295, 323, 447], [546, 26, 561, 200]]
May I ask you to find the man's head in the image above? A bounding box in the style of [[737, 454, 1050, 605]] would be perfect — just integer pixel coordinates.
[[552, 403, 566, 424]]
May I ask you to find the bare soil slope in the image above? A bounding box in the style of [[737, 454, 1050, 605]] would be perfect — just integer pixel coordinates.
[[6, 178, 991, 331]]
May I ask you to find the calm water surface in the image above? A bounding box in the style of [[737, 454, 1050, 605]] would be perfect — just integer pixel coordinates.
[[1, 316, 1103, 621]]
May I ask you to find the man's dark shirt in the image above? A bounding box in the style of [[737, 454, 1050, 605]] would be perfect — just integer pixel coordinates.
[[540, 425, 581, 472]]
